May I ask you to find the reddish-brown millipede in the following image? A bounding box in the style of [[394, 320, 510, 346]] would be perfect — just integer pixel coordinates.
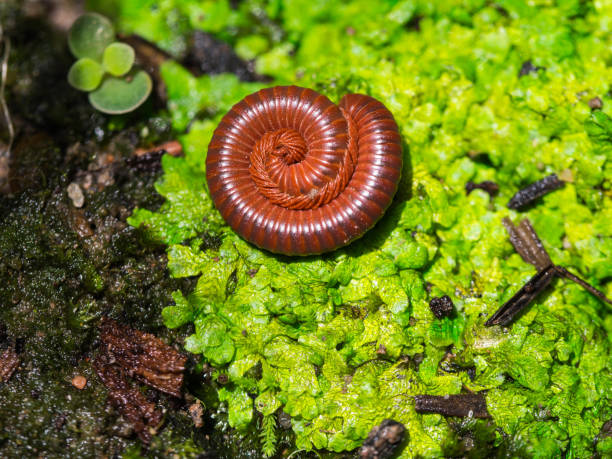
[[206, 86, 402, 255]]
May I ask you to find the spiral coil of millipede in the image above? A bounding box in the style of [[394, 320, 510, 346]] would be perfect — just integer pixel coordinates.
[[206, 86, 402, 255]]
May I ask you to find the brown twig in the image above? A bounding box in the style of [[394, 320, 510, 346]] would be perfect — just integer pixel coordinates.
[[502, 217, 551, 271], [507, 174, 564, 210], [555, 266, 612, 307], [0, 27, 14, 160], [414, 393, 490, 418], [485, 265, 556, 327], [486, 218, 612, 327], [74, 140, 183, 178]]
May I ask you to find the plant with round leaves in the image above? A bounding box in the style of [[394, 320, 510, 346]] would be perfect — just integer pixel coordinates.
[[67, 13, 152, 114]]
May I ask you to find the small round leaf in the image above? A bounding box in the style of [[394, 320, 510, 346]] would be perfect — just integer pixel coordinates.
[[88, 70, 153, 114], [102, 42, 135, 77], [68, 13, 115, 60], [67, 58, 104, 92]]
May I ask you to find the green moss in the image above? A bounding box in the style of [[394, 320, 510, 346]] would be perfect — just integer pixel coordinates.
[[124, 0, 612, 457]]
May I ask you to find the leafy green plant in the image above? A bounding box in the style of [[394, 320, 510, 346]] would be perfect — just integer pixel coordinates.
[[67, 13, 152, 114], [127, 1, 612, 458]]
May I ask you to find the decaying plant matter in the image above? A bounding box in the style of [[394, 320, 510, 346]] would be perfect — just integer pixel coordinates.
[[0, 347, 19, 383], [485, 218, 612, 327], [94, 318, 186, 442], [414, 394, 491, 419], [358, 419, 406, 459], [507, 174, 564, 210]]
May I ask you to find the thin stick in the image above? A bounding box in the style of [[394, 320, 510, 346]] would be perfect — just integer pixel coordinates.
[[485, 265, 557, 327], [493, 218, 612, 326], [0, 27, 13, 160], [507, 174, 564, 210], [555, 266, 612, 307], [517, 218, 552, 270], [414, 393, 490, 418]]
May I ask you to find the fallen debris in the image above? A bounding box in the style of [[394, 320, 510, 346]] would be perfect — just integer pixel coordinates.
[[414, 394, 490, 419], [588, 97, 603, 110], [507, 174, 564, 210], [188, 401, 204, 429], [485, 264, 557, 327], [71, 375, 87, 389], [94, 352, 163, 444], [359, 419, 406, 459], [429, 295, 455, 319], [94, 318, 187, 443], [98, 318, 186, 397], [518, 60, 544, 77], [502, 217, 551, 271], [465, 180, 499, 198], [0, 347, 19, 383], [485, 218, 612, 327], [126, 140, 183, 172]]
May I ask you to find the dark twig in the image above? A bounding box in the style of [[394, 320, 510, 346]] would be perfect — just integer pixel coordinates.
[[502, 217, 551, 271], [465, 180, 499, 198], [485, 265, 556, 327], [0, 27, 14, 160], [414, 393, 490, 418], [554, 266, 612, 307], [486, 218, 612, 327], [507, 174, 564, 210], [359, 420, 406, 459]]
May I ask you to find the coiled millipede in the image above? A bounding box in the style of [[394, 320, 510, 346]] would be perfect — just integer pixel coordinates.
[[206, 86, 402, 255]]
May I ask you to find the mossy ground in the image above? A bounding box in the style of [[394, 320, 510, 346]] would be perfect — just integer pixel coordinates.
[[124, 0, 612, 457], [2, 1, 612, 458]]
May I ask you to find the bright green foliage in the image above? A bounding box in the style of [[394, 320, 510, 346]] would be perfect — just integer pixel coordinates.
[[68, 12, 114, 60], [260, 413, 277, 457], [88, 70, 152, 115], [67, 58, 104, 91], [67, 13, 151, 114], [102, 42, 135, 76], [127, 0, 612, 457]]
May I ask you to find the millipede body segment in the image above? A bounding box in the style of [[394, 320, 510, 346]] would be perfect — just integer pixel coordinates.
[[206, 86, 402, 255]]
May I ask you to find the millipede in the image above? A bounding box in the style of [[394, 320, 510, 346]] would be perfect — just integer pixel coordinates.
[[206, 86, 402, 255]]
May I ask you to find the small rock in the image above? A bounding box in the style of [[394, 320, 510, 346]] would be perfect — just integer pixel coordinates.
[[188, 401, 204, 428], [71, 375, 87, 389], [519, 60, 543, 77], [588, 97, 603, 110], [429, 295, 454, 319], [359, 419, 406, 459], [277, 410, 292, 430], [67, 183, 85, 208], [465, 180, 499, 198]]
